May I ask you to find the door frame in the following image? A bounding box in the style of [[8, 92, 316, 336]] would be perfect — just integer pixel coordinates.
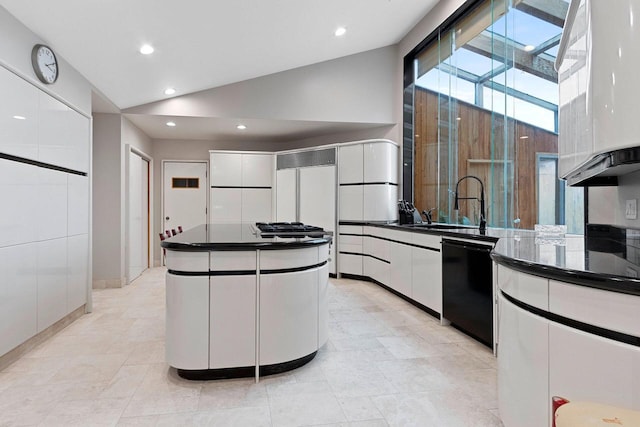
[[125, 145, 154, 284], [161, 159, 209, 266]]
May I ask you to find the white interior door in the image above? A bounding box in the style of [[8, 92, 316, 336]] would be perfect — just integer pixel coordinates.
[[163, 162, 207, 234], [128, 152, 149, 283], [276, 168, 297, 222], [299, 165, 336, 274]]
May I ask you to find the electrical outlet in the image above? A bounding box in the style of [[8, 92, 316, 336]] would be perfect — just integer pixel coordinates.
[[626, 199, 638, 220]]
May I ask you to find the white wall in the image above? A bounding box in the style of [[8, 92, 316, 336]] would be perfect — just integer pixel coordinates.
[[92, 113, 123, 285], [0, 5, 91, 115], [124, 46, 397, 126], [589, 171, 640, 228]]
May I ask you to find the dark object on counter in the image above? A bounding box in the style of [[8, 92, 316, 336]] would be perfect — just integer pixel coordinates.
[[442, 238, 493, 348], [398, 200, 423, 224], [422, 208, 435, 224], [454, 175, 486, 233]]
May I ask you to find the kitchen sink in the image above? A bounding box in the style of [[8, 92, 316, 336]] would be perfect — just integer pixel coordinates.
[[404, 223, 471, 230]]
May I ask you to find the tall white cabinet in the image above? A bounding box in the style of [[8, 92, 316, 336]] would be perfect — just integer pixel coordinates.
[[209, 151, 273, 223], [0, 65, 90, 358], [337, 140, 399, 277], [275, 148, 337, 275]]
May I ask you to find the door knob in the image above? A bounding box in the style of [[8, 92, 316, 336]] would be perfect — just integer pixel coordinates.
[[165, 216, 170, 220]]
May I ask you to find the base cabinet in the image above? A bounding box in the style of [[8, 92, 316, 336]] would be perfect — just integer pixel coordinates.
[[260, 269, 319, 365], [411, 246, 442, 313], [210, 276, 256, 369], [498, 293, 549, 427], [166, 274, 210, 370], [549, 322, 640, 410]]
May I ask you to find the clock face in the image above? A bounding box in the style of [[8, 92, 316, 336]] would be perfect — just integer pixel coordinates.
[[31, 44, 58, 84]]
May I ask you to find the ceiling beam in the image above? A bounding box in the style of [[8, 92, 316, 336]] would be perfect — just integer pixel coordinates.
[[529, 34, 561, 56], [464, 31, 558, 83], [514, 0, 569, 28]]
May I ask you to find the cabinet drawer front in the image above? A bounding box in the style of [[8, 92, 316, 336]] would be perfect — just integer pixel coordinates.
[[340, 235, 363, 246], [549, 280, 640, 337], [339, 253, 363, 276], [412, 233, 441, 249], [339, 225, 363, 235]]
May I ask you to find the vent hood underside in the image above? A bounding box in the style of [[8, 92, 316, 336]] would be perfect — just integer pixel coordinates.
[[565, 146, 640, 187]]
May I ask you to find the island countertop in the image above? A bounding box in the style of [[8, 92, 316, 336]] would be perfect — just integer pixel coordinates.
[[161, 223, 332, 251]]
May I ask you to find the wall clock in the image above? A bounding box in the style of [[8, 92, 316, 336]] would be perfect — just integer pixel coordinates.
[[31, 44, 58, 84]]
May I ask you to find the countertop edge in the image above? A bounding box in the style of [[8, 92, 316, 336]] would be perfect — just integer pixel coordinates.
[[161, 236, 332, 251]]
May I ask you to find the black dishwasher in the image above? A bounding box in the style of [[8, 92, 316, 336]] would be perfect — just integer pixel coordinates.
[[442, 239, 493, 347]]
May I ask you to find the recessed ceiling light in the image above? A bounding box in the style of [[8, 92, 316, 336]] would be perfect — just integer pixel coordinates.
[[236, 124, 247, 130], [519, 135, 529, 139], [456, 117, 461, 121], [166, 121, 176, 127], [12, 115, 26, 120], [139, 44, 154, 55], [164, 87, 176, 95], [523, 45, 535, 52], [334, 27, 347, 37]]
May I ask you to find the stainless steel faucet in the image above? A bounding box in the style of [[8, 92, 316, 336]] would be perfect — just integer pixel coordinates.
[[454, 175, 486, 233]]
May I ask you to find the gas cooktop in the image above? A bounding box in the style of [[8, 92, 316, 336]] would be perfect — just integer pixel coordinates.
[[255, 222, 325, 234]]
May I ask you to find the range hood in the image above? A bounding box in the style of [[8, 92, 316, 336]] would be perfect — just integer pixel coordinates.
[[555, 0, 640, 187], [564, 147, 640, 187]]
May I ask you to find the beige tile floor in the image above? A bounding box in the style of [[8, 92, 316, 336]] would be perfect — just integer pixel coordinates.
[[0, 267, 503, 426]]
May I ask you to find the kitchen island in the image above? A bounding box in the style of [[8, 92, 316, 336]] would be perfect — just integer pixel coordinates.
[[490, 224, 640, 427], [161, 223, 332, 381]]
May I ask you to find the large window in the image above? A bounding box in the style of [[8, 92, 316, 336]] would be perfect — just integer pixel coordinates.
[[404, 0, 584, 233]]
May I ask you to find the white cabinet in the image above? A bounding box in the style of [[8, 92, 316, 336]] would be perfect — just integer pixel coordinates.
[[338, 225, 363, 276], [411, 233, 442, 313], [363, 184, 397, 221], [276, 168, 297, 222], [36, 168, 67, 241], [498, 293, 549, 427], [210, 188, 272, 224], [210, 188, 242, 223], [242, 153, 272, 187], [210, 152, 273, 187], [241, 188, 272, 223], [210, 152, 242, 186], [67, 234, 88, 311], [36, 238, 68, 332], [0, 243, 37, 356], [68, 175, 89, 236], [339, 186, 363, 221], [210, 152, 273, 223], [338, 144, 363, 184], [0, 159, 39, 248], [260, 269, 319, 365], [0, 66, 39, 160], [210, 275, 256, 369], [389, 240, 412, 296], [364, 142, 397, 183], [557, 0, 640, 179], [337, 140, 398, 223], [166, 274, 210, 370], [549, 322, 640, 412]]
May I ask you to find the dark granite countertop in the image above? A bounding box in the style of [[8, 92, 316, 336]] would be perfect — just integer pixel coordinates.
[[340, 221, 640, 295], [161, 224, 332, 251]]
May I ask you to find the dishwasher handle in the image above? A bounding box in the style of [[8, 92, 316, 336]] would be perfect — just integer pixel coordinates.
[[442, 239, 492, 253]]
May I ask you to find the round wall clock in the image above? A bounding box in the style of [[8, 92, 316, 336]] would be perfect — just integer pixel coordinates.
[[31, 44, 58, 84]]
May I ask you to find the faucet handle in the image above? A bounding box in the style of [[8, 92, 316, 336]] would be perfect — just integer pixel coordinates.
[[422, 208, 435, 224]]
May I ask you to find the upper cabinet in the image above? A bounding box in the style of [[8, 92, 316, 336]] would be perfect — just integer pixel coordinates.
[[363, 142, 397, 184], [556, 0, 640, 185], [242, 153, 273, 187], [0, 66, 89, 173], [210, 152, 242, 186], [0, 67, 38, 160], [338, 144, 363, 184], [210, 152, 273, 188], [338, 140, 398, 222]]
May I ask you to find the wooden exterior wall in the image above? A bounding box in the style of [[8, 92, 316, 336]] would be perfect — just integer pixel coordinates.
[[413, 87, 558, 230]]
